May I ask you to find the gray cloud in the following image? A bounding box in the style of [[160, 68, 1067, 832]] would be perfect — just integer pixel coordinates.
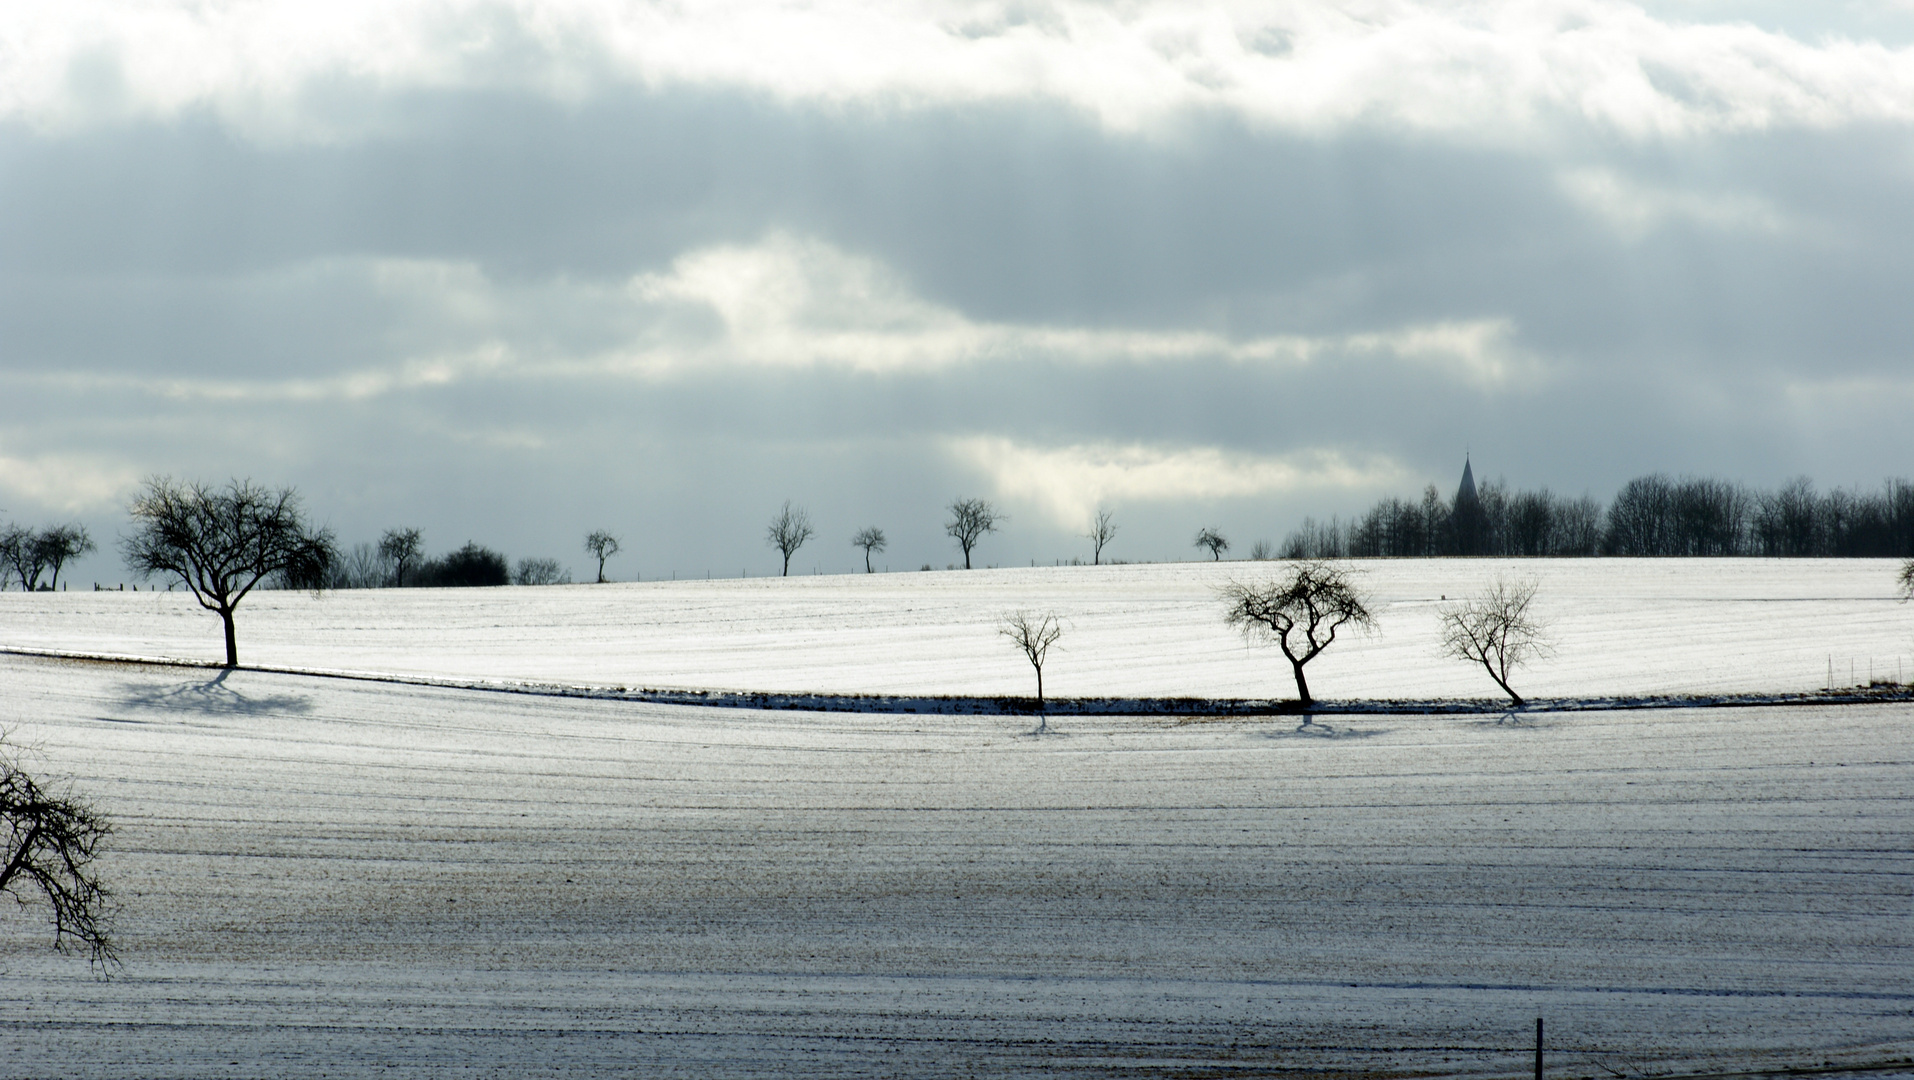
[[4, 3, 1914, 586]]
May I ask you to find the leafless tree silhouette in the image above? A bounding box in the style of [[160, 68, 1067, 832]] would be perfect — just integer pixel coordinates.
[[122, 477, 336, 667], [1194, 526, 1229, 561], [584, 530, 622, 583], [2, 739, 115, 970], [1084, 509, 1118, 565], [1899, 559, 1914, 602], [515, 557, 569, 586], [35, 525, 95, 591], [946, 498, 1001, 569], [1438, 577, 1551, 707], [999, 610, 1064, 730], [851, 526, 886, 573], [1, 525, 48, 591], [767, 501, 815, 577], [1221, 561, 1375, 709], [379, 528, 423, 587]]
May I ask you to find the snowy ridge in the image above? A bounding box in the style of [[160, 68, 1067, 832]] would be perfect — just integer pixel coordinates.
[[9, 644, 1909, 717]]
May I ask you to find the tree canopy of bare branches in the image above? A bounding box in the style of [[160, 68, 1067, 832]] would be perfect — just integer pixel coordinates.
[[1438, 577, 1551, 707], [2, 741, 115, 970], [851, 526, 886, 573], [1085, 509, 1117, 565], [766, 501, 815, 577], [999, 610, 1064, 729], [946, 498, 1001, 569], [35, 525, 95, 591], [0, 524, 48, 591], [378, 528, 423, 587], [584, 530, 622, 583], [121, 477, 336, 667], [1194, 526, 1229, 561], [1899, 559, 1914, 602], [1220, 560, 1375, 708]]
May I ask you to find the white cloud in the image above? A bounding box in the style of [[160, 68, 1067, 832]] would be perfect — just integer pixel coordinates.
[[1558, 167, 1791, 238], [6, 2, 1914, 143], [623, 233, 1540, 385], [0, 448, 141, 513], [26, 235, 1540, 396], [947, 435, 1406, 526]]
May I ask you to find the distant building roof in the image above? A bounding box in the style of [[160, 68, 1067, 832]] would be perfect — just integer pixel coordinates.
[[1456, 456, 1478, 507]]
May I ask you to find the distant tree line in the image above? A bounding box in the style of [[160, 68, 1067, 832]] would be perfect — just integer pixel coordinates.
[[1279, 475, 1914, 559], [320, 533, 573, 589]]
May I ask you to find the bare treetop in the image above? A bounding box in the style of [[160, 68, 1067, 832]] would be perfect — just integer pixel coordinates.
[[1220, 560, 1375, 708], [35, 525, 95, 591], [766, 501, 815, 577], [1085, 508, 1117, 566], [121, 477, 336, 667], [946, 498, 1001, 569], [1194, 526, 1229, 561], [379, 528, 423, 587], [0, 525, 48, 591], [851, 526, 887, 573], [585, 530, 622, 583], [1438, 577, 1551, 708], [999, 610, 1065, 730], [2, 738, 116, 970]]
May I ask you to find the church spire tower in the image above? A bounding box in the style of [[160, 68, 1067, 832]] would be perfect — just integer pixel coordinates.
[[1452, 453, 1486, 555]]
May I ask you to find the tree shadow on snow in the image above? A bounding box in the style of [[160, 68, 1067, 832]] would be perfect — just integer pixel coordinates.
[[1252, 717, 1390, 741], [116, 669, 314, 717]]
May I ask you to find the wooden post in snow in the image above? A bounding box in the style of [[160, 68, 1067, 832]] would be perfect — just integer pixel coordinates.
[[1535, 1017, 1543, 1080]]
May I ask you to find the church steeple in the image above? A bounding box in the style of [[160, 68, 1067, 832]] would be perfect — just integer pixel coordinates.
[[1452, 454, 1486, 555]]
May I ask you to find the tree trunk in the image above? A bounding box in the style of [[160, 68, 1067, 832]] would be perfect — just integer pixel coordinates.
[[1291, 660, 1312, 707], [220, 608, 239, 667]]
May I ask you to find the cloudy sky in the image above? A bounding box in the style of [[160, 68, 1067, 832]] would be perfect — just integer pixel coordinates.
[[5, 1, 1914, 582]]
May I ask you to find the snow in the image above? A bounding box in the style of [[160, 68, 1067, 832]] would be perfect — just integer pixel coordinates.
[[2, 649, 1911, 1078], [2, 562, 1911, 1076], [4, 558, 1911, 701]]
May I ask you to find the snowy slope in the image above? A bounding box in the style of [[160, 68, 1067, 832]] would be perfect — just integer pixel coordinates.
[[4, 559, 1909, 700], [1, 653, 1907, 1078]]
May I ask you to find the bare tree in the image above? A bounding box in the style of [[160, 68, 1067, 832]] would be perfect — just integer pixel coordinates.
[[1220, 560, 1376, 708], [33, 525, 96, 591], [2, 739, 115, 969], [326, 542, 391, 589], [584, 530, 621, 583], [1, 524, 48, 591], [999, 610, 1064, 731], [851, 526, 887, 573], [515, 557, 570, 586], [1899, 559, 1914, 602], [122, 477, 336, 667], [946, 498, 1001, 569], [1438, 577, 1551, 707], [766, 501, 815, 576], [379, 527, 423, 587], [1084, 508, 1118, 565], [1194, 526, 1229, 561]]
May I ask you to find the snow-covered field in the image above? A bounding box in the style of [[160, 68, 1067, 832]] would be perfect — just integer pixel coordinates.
[[2, 563, 1911, 1077], [3, 559, 1911, 700]]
